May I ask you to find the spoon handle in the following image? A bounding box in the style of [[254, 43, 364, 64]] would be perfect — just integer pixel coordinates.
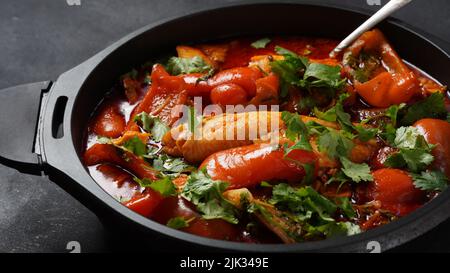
[[329, 0, 412, 58]]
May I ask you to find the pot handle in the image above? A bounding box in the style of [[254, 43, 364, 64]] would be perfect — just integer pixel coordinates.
[[0, 81, 52, 172]]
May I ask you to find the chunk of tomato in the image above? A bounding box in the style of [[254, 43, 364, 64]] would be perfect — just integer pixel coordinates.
[[152, 196, 240, 241], [414, 118, 450, 178], [368, 168, 425, 216], [210, 83, 247, 106]]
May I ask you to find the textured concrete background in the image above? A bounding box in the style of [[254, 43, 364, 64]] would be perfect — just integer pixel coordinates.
[[0, 0, 449, 252]]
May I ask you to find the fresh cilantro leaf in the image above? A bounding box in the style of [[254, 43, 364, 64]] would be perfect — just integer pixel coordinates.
[[195, 68, 216, 83], [153, 154, 194, 175], [314, 106, 336, 122], [334, 97, 353, 132], [393, 126, 427, 149], [166, 56, 213, 75], [134, 112, 169, 142], [271, 46, 344, 91], [334, 197, 356, 219], [250, 184, 360, 242], [385, 103, 405, 127], [166, 216, 195, 229], [384, 126, 435, 172], [301, 163, 316, 184], [283, 135, 312, 154], [270, 184, 337, 223], [302, 63, 345, 90], [298, 96, 318, 112], [411, 170, 448, 192], [260, 181, 273, 188], [251, 38, 271, 49], [382, 123, 397, 144], [400, 93, 447, 126], [181, 169, 238, 224], [281, 111, 309, 140], [274, 46, 302, 57], [340, 157, 373, 183], [133, 176, 176, 197], [383, 152, 407, 169], [270, 54, 306, 86], [317, 129, 354, 159], [388, 149, 434, 173], [281, 112, 313, 159], [305, 120, 328, 135], [122, 136, 147, 157], [304, 221, 360, 239], [314, 93, 377, 141], [354, 125, 379, 142], [344, 50, 381, 84]]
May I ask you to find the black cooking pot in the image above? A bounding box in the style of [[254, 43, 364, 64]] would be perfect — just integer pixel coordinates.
[[1, 1, 449, 253]]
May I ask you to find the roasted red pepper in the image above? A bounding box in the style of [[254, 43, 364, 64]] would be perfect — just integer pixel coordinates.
[[200, 143, 317, 189], [344, 29, 419, 107], [126, 64, 188, 130]]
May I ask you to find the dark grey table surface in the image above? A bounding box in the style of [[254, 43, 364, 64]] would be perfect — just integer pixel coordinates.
[[0, 0, 449, 253]]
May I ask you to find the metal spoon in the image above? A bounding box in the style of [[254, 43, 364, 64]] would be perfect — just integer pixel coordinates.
[[329, 0, 412, 58]]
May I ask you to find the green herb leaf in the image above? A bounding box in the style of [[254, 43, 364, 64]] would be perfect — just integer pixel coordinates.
[[305, 221, 361, 238], [382, 123, 397, 144], [251, 38, 271, 49], [400, 93, 447, 126], [133, 176, 177, 197], [314, 106, 336, 122], [281, 111, 310, 140], [122, 136, 147, 157], [385, 103, 405, 127], [317, 129, 354, 159], [182, 169, 238, 224], [166, 56, 213, 76], [393, 126, 427, 149], [271, 46, 344, 91], [284, 136, 312, 154], [134, 112, 169, 142], [270, 184, 337, 223], [340, 157, 373, 183], [166, 216, 195, 229], [281, 111, 313, 156], [384, 126, 435, 172], [274, 46, 301, 57], [411, 170, 448, 192], [314, 93, 377, 142], [153, 154, 194, 176], [354, 125, 379, 142], [301, 162, 316, 184], [334, 197, 356, 219], [249, 185, 360, 242], [302, 63, 345, 90], [386, 149, 434, 173], [260, 181, 273, 188]]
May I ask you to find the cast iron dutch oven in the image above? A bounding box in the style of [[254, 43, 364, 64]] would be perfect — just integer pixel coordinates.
[[1, 1, 450, 252]]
